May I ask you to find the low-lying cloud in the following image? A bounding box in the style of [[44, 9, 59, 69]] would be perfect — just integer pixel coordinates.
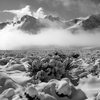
[[0, 25, 100, 50]]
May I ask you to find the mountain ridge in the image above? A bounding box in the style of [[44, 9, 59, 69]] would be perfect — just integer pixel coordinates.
[[1, 8, 100, 34]]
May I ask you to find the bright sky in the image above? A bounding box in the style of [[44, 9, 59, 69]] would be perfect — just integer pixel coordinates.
[[0, 0, 100, 22]]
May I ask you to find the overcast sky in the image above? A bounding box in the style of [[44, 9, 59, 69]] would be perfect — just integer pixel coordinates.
[[0, 0, 100, 22]]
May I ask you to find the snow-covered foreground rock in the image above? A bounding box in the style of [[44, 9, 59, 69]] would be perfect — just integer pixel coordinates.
[[0, 50, 100, 100]]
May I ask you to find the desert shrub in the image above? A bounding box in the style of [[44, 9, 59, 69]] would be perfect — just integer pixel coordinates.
[[70, 52, 80, 59], [27, 51, 83, 85], [0, 58, 9, 65]]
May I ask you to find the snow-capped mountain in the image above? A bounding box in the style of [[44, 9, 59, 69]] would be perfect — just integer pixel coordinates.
[[0, 15, 48, 33], [0, 14, 64, 33], [1, 7, 100, 34], [64, 17, 85, 28], [67, 14, 100, 33], [18, 15, 47, 33], [82, 14, 100, 30]]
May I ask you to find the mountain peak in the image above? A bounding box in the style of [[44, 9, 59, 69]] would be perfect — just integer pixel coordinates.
[[82, 14, 100, 30], [18, 14, 46, 33], [33, 7, 47, 19]]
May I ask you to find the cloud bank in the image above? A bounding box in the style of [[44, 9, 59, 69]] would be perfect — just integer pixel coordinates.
[[1, 25, 100, 50]]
